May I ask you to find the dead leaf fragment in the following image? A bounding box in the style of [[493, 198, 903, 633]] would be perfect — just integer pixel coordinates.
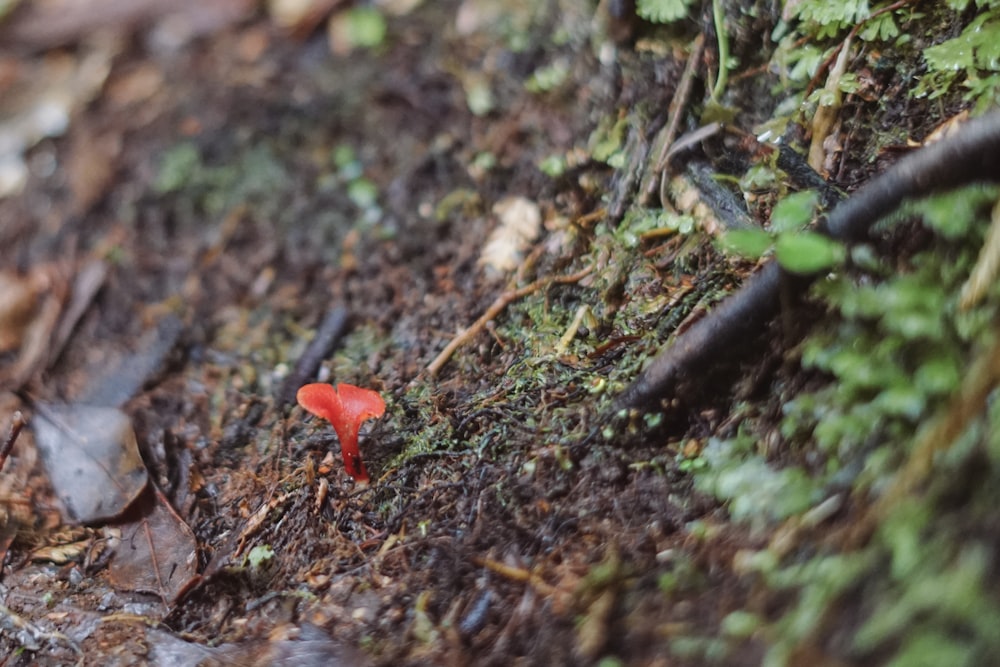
[[0, 265, 67, 390], [0, 46, 115, 197], [0, 268, 48, 354]]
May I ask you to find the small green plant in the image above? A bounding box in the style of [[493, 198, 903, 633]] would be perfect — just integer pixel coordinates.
[[245, 544, 275, 569], [618, 208, 697, 248], [337, 7, 388, 50], [526, 58, 571, 93], [719, 190, 845, 274], [635, 0, 697, 24], [916, 3, 1000, 113], [785, 0, 882, 40]]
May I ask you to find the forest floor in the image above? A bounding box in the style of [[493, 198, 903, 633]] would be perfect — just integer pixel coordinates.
[[2, 1, 1000, 666]]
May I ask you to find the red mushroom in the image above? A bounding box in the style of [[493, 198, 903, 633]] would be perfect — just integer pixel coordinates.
[[296, 382, 386, 483]]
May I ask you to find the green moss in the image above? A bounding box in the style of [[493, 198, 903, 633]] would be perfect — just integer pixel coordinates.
[[694, 183, 1000, 664]]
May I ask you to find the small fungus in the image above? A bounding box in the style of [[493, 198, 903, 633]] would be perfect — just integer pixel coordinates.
[[296, 383, 386, 484]]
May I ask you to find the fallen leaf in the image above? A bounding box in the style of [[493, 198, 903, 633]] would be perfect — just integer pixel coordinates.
[[107, 485, 198, 604], [32, 403, 148, 524]]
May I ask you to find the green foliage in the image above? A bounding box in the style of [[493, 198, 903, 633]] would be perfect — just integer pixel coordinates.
[[589, 115, 628, 166], [340, 7, 388, 50], [781, 0, 899, 42], [774, 231, 844, 274], [245, 544, 275, 569], [916, 5, 1000, 112], [719, 189, 843, 274], [720, 610, 763, 639], [695, 436, 818, 531], [526, 58, 571, 93], [538, 153, 567, 176], [154, 142, 201, 193], [770, 190, 820, 232], [908, 185, 1000, 240], [153, 142, 291, 217], [697, 183, 1000, 665], [635, 0, 697, 24], [618, 208, 696, 248], [785, 0, 871, 40], [719, 228, 772, 258]]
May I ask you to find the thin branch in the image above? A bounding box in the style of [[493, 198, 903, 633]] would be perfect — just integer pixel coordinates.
[[615, 111, 1000, 411], [640, 33, 704, 206], [472, 555, 561, 597], [0, 411, 25, 473]]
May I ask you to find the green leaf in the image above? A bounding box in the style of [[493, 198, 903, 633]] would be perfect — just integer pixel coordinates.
[[719, 229, 773, 259], [246, 544, 275, 569], [343, 7, 387, 49], [347, 178, 379, 209], [589, 116, 627, 163], [155, 143, 201, 193], [770, 190, 819, 232], [538, 154, 566, 177], [874, 386, 926, 419], [635, 0, 697, 23], [919, 185, 999, 239], [915, 356, 961, 395], [775, 231, 844, 274], [526, 59, 570, 93]]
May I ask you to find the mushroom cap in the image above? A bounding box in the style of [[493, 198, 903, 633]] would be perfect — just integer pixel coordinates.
[[296, 382, 386, 483], [333, 383, 386, 425]]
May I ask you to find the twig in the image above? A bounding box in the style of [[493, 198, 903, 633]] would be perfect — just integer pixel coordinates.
[[555, 304, 592, 355], [426, 265, 593, 377], [640, 33, 704, 206], [615, 111, 1000, 411], [0, 411, 25, 473], [472, 555, 560, 597], [808, 32, 853, 173]]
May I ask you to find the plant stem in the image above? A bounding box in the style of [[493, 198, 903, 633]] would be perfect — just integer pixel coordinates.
[[710, 0, 728, 103]]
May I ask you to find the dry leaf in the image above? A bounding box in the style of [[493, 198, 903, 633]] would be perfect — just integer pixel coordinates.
[[107, 486, 198, 603], [32, 403, 149, 524]]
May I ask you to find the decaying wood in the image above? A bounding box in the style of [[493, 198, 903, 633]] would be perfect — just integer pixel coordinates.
[[616, 111, 1000, 411]]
